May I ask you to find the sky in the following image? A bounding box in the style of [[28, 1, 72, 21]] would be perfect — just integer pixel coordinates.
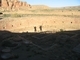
[[20, 0, 80, 7]]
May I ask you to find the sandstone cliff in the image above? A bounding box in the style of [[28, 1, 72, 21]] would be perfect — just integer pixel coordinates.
[[0, 0, 31, 10]]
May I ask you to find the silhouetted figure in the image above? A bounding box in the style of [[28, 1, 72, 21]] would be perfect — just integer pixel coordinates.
[[39, 26, 42, 31], [0, 12, 3, 15], [34, 26, 37, 32], [0, 12, 3, 20]]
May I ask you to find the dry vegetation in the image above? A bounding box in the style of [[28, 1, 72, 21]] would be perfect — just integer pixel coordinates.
[[0, 6, 80, 20]]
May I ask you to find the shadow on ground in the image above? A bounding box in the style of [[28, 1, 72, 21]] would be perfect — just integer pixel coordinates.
[[0, 30, 80, 60]]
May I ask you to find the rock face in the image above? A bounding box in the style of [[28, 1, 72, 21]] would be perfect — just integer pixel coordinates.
[[0, 0, 31, 10]]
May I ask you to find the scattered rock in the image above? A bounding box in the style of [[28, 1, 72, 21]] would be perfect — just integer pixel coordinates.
[[22, 40, 32, 45], [73, 44, 80, 55], [1, 53, 19, 60], [1, 47, 11, 53], [56, 35, 70, 44], [1, 40, 21, 49], [1, 53, 12, 60], [1, 40, 17, 47], [8, 36, 23, 42]]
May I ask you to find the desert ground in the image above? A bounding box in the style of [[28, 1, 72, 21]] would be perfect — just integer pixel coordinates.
[[0, 3, 80, 60], [0, 7, 80, 32]]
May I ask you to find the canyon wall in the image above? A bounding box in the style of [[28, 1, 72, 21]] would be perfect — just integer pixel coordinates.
[[0, 16, 80, 32], [0, 0, 31, 10]]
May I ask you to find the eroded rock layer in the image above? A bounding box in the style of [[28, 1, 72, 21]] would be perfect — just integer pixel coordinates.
[[0, 0, 31, 10]]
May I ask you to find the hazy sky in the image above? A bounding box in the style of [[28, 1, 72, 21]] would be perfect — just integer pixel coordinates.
[[21, 0, 80, 7]]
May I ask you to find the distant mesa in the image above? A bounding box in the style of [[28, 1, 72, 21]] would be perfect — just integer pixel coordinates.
[[32, 5, 49, 9], [0, 0, 31, 10]]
